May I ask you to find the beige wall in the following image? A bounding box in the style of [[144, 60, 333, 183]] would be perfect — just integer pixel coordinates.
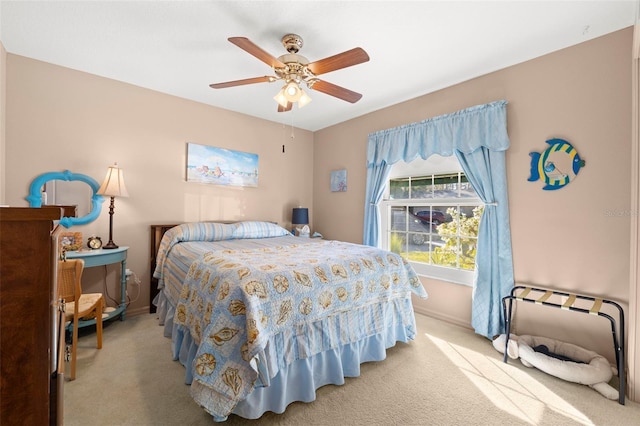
[[314, 28, 633, 363], [4, 55, 313, 316]]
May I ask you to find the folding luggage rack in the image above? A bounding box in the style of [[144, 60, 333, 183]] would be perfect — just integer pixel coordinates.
[[502, 285, 625, 405]]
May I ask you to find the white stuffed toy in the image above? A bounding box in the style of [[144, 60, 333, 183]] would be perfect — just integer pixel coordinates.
[[493, 333, 618, 400]]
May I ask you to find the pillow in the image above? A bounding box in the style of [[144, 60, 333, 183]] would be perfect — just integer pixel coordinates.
[[232, 221, 290, 239], [167, 222, 237, 243]]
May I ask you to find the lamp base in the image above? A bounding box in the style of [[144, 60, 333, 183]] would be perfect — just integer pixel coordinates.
[[103, 196, 119, 249], [103, 240, 119, 250]]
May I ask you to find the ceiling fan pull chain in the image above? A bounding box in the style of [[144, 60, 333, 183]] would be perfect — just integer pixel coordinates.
[[290, 108, 295, 139]]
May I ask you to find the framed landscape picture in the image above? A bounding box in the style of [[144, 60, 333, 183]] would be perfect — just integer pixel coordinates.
[[186, 143, 259, 187]]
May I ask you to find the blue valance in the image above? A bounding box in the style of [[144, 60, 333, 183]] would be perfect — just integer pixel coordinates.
[[366, 100, 509, 167]]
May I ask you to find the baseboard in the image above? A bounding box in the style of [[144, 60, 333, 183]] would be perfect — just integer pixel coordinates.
[[124, 306, 152, 317], [413, 305, 473, 331]]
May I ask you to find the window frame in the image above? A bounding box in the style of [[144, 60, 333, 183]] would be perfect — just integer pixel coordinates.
[[381, 170, 482, 287]]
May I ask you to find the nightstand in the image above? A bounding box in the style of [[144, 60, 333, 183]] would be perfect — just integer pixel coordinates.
[[65, 246, 128, 326]]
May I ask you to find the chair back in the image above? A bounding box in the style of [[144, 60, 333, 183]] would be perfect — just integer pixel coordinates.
[[57, 259, 84, 304]]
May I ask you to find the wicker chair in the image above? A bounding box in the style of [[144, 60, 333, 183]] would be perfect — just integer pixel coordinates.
[[57, 259, 104, 380]]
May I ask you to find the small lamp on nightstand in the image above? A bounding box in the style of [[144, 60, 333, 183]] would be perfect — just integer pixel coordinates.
[[292, 207, 309, 237], [97, 163, 129, 249]]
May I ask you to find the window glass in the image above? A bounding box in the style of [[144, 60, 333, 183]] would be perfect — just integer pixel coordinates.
[[382, 157, 482, 285]]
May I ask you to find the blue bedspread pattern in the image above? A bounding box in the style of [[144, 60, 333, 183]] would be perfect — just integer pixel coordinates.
[[173, 239, 426, 417]]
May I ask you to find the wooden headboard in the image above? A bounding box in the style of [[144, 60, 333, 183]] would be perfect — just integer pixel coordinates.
[[149, 224, 180, 313]]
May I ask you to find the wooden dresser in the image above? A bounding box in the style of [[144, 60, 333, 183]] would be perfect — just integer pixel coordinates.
[[0, 207, 63, 425]]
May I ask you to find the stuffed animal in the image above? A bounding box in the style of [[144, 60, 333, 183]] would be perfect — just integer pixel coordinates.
[[493, 333, 618, 400]]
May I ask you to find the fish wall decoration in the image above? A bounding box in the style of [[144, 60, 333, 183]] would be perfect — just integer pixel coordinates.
[[528, 138, 585, 190]]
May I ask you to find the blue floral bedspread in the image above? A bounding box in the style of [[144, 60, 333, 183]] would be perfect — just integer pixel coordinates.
[[174, 239, 426, 417]]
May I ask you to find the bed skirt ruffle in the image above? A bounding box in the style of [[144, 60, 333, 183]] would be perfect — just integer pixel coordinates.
[[154, 291, 417, 421]]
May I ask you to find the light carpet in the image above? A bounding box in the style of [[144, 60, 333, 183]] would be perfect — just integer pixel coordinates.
[[63, 313, 640, 425]]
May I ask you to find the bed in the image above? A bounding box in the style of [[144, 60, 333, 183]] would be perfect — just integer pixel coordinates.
[[152, 221, 427, 421]]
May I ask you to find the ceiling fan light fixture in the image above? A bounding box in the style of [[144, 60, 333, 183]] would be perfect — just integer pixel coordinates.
[[274, 87, 289, 108], [284, 80, 302, 102], [274, 80, 312, 109], [298, 90, 312, 108]]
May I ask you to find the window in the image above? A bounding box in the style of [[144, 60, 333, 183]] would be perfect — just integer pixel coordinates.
[[380, 156, 483, 286]]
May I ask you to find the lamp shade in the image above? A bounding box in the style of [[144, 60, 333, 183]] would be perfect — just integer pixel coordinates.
[[292, 207, 309, 225], [284, 81, 302, 101], [97, 163, 129, 197], [298, 90, 312, 108], [274, 88, 288, 108]]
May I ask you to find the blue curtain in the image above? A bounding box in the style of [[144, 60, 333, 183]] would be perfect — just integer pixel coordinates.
[[363, 100, 514, 339], [363, 160, 393, 246]]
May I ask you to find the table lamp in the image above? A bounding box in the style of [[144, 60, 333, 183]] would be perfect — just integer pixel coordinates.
[[97, 163, 129, 249], [292, 207, 309, 236]]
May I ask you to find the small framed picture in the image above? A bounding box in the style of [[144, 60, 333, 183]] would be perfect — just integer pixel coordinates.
[[331, 169, 347, 192], [59, 232, 83, 252]]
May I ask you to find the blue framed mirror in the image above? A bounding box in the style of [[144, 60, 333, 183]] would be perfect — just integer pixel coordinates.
[[26, 170, 105, 228]]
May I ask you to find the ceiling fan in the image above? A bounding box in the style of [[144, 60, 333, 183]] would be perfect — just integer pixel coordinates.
[[209, 34, 370, 112]]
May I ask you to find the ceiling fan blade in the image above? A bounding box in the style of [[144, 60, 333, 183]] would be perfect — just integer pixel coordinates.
[[209, 76, 275, 89], [310, 80, 363, 103], [277, 102, 293, 112], [228, 37, 286, 68], [307, 48, 369, 76]]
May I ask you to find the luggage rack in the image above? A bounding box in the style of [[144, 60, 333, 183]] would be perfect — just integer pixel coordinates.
[[502, 285, 625, 405]]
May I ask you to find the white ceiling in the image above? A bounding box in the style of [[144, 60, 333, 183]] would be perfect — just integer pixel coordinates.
[[1, 1, 638, 132]]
